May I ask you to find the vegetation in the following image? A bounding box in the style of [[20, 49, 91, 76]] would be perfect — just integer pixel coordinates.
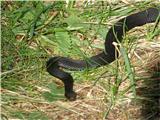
[[1, 1, 160, 119]]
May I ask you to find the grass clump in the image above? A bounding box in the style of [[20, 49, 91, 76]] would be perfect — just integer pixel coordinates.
[[1, 1, 160, 119]]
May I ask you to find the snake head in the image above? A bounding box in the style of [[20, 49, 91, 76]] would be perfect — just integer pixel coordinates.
[[65, 91, 77, 101]]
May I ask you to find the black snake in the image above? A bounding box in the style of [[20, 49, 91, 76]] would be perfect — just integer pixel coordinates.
[[46, 7, 160, 101]]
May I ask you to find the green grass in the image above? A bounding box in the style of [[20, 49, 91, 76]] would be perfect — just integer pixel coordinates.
[[1, 1, 160, 119]]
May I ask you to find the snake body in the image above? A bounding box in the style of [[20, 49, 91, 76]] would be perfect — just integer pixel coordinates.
[[47, 8, 159, 101]]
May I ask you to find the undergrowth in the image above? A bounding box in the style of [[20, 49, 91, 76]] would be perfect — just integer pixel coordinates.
[[1, 1, 160, 120]]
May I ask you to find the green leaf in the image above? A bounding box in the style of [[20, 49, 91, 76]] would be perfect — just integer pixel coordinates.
[[48, 83, 64, 94], [40, 35, 55, 45], [65, 15, 81, 27], [55, 31, 71, 54], [42, 91, 64, 102], [12, 111, 26, 119], [42, 83, 64, 102], [28, 111, 48, 120], [120, 47, 136, 96]]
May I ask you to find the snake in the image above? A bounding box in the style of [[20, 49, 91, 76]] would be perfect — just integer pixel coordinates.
[[46, 7, 160, 101]]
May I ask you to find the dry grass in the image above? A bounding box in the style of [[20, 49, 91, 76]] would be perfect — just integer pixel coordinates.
[[1, 1, 160, 120], [2, 34, 159, 120]]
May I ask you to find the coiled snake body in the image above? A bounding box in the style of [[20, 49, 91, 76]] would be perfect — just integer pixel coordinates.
[[47, 8, 160, 101]]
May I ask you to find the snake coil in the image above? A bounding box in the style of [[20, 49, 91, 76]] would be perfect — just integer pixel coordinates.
[[47, 7, 160, 101]]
